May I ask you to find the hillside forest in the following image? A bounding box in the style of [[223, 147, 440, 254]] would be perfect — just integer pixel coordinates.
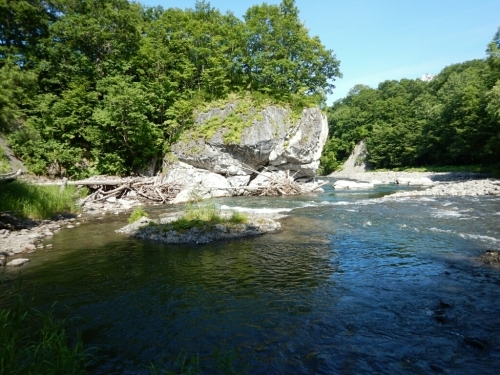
[[0, 0, 340, 177], [1, 0, 499, 178], [321, 28, 500, 174]]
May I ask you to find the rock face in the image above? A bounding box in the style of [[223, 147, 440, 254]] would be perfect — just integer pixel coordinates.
[[162, 103, 328, 202], [171, 105, 328, 178]]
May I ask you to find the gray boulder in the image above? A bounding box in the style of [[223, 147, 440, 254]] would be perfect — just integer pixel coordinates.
[[169, 104, 328, 179]]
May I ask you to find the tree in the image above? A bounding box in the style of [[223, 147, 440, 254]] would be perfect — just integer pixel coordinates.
[[243, 0, 341, 100]]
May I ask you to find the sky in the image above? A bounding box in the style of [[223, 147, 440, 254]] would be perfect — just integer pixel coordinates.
[[138, 0, 500, 104]]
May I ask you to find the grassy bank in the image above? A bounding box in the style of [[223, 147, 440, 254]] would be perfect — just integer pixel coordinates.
[[0, 181, 85, 220]]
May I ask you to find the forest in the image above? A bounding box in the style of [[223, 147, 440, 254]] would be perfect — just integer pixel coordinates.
[[1, 0, 499, 178], [0, 0, 340, 177], [320, 28, 500, 174]]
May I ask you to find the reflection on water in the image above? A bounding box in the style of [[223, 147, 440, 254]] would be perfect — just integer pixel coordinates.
[[2, 181, 500, 374]]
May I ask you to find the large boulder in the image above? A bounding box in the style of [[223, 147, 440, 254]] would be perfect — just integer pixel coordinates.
[[162, 161, 233, 204], [169, 103, 328, 179]]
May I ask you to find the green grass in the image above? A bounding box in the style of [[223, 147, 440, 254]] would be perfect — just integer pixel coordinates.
[[180, 91, 309, 147], [0, 181, 86, 219], [0, 144, 10, 174], [128, 206, 148, 223], [0, 291, 91, 375], [151, 200, 248, 233]]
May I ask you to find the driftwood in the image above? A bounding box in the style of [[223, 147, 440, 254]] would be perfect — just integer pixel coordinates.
[[238, 163, 325, 196], [0, 169, 22, 184], [73, 176, 184, 204]]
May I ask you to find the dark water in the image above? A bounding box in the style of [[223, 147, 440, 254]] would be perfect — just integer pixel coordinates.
[[3, 179, 500, 374]]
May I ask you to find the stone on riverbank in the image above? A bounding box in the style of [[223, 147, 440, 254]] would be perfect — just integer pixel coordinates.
[[7, 258, 30, 267]]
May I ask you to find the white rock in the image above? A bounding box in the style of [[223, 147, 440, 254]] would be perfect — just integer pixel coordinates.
[[333, 180, 374, 189], [7, 258, 30, 266], [395, 177, 434, 185]]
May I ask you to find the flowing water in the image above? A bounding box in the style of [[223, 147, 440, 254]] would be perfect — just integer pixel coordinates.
[[3, 179, 500, 374]]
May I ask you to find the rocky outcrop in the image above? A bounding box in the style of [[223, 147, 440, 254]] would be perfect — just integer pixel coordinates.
[[116, 215, 281, 245], [162, 102, 328, 202], [170, 105, 327, 179]]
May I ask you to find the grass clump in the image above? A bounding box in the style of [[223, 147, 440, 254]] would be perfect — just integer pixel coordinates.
[[0, 292, 91, 375], [228, 211, 247, 224], [0, 144, 10, 174], [159, 200, 248, 233], [0, 181, 85, 219], [128, 206, 148, 223]]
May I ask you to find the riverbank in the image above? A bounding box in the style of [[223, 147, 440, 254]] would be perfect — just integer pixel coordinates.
[[329, 171, 500, 197]]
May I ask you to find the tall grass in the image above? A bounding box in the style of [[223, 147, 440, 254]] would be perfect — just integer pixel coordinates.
[[156, 200, 248, 232], [0, 144, 10, 174], [0, 291, 90, 375], [0, 181, 86, 219]]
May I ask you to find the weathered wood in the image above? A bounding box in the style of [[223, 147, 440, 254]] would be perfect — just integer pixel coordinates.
[[0, 169, 22, 184]]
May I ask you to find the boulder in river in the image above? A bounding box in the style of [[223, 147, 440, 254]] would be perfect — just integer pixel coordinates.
[[162, 97, 328, 202]]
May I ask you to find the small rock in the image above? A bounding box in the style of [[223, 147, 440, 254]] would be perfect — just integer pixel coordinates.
[[44, 231, 53, 237], [24, 244, 36, 252], [45, 244, 53, 248], [7, 258, 30, 266], [66, 225, 75, 229], [215, 224, 227, 232]]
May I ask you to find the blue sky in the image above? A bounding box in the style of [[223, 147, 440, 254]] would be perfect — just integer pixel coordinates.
[[138, 0, 500, 104]]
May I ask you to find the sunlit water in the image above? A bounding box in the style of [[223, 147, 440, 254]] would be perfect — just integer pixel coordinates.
[[3, 179, 500, 374]]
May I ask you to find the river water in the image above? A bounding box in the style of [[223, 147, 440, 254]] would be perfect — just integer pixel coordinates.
[[3, 179, 500, 374]]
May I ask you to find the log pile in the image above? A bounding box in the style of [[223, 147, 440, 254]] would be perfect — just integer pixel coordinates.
[[253, 175, 305, 196], [78, 177, 184, 205]]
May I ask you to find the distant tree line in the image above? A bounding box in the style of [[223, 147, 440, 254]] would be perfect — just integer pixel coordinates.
[[0, 0, 341, 176], [320, 28, 500, 174]]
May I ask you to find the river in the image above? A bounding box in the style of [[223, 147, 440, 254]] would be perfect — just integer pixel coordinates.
[[3, 179, 500, 374]]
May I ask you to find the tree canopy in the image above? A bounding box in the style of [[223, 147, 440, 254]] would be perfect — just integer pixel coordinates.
[[320, 28, 500, 174], [0, 0, 341, 177]]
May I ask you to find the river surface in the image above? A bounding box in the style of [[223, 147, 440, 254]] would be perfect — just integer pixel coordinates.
[[3, 179, 500, 374]]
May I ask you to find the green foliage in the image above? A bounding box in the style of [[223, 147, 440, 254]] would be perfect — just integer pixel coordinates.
[[0, 143, 10, 173], [228, 211, 248, 224], [322, 27, 500, 172], [128, 206, 148, 223], [0, 181, 83, 219], [1, 0, 339, 177], [0, 291, 90, 375]]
